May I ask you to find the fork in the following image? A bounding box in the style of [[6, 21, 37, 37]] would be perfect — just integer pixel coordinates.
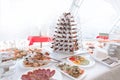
[[47, 56, 62, 62]]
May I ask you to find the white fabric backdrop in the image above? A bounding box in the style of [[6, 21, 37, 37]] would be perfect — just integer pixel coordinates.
[[105, 0, 120, 35], [0, 0, 118, 40], [78, 0, 117, 39], [0, 0, 72, 40], [105, 0, 120, 15]]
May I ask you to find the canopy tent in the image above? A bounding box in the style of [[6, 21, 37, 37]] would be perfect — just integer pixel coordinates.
[[0, 0, 119, 40], [105, 0, 120, 15]]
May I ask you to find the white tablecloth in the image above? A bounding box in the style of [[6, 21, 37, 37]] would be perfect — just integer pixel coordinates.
[[1, 54, 116, 80], [0, 48, 120, 80], [0, 40, 120, 80]]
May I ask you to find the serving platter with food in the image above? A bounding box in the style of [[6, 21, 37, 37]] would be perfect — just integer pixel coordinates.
[[0, 48, 45, 61], [19, 50, 54, 69], [0, 48, 30, 60], [0, 52, 16, 68], [20, 68, 62, 80], [67, 54, 95, 67], [56, 63, 86, 80]]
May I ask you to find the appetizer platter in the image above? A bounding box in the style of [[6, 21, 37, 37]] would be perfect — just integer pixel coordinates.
[[0, 48, 44, 61], [0, 48, 31, 63], [20, 68, 62, 80], [56, 63, 86, 80], [67, 54, 95, 67], [0, 52, 16, 68], [19, 50, 53, 69]]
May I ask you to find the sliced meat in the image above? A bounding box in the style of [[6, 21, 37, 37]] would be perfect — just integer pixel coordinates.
[[21, 69, 55, 80]]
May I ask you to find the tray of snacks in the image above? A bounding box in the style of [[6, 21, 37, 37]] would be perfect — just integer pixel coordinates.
[[56, 62, 86, 80], [19, 50, 53, 69], [0, 48, 29, 60], [67, 54, 95, 67], [19, 67, 62, 80], [0, 48, 45, 61], [0, 52, 16, 68]]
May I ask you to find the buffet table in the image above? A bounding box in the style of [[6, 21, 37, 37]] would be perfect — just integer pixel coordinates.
[[0, 40, 120, 80], [13, 60, 110, 80], [1, 52, 119, 80]]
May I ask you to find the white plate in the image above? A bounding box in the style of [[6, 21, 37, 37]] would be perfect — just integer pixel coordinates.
[[57, 69, 86, 80], [47, 47, 88, 60], [19, 59, 52, 70], [56, 63, 86, 80], [67, 54, 95, 68], [0, 60, 16, 68], [19, 67, 62, 80]]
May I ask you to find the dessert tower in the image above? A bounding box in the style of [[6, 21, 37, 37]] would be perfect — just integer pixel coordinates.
[[51, 12, 82, 54]]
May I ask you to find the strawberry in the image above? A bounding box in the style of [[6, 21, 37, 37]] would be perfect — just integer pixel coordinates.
[[69, 56, 76, 61]]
